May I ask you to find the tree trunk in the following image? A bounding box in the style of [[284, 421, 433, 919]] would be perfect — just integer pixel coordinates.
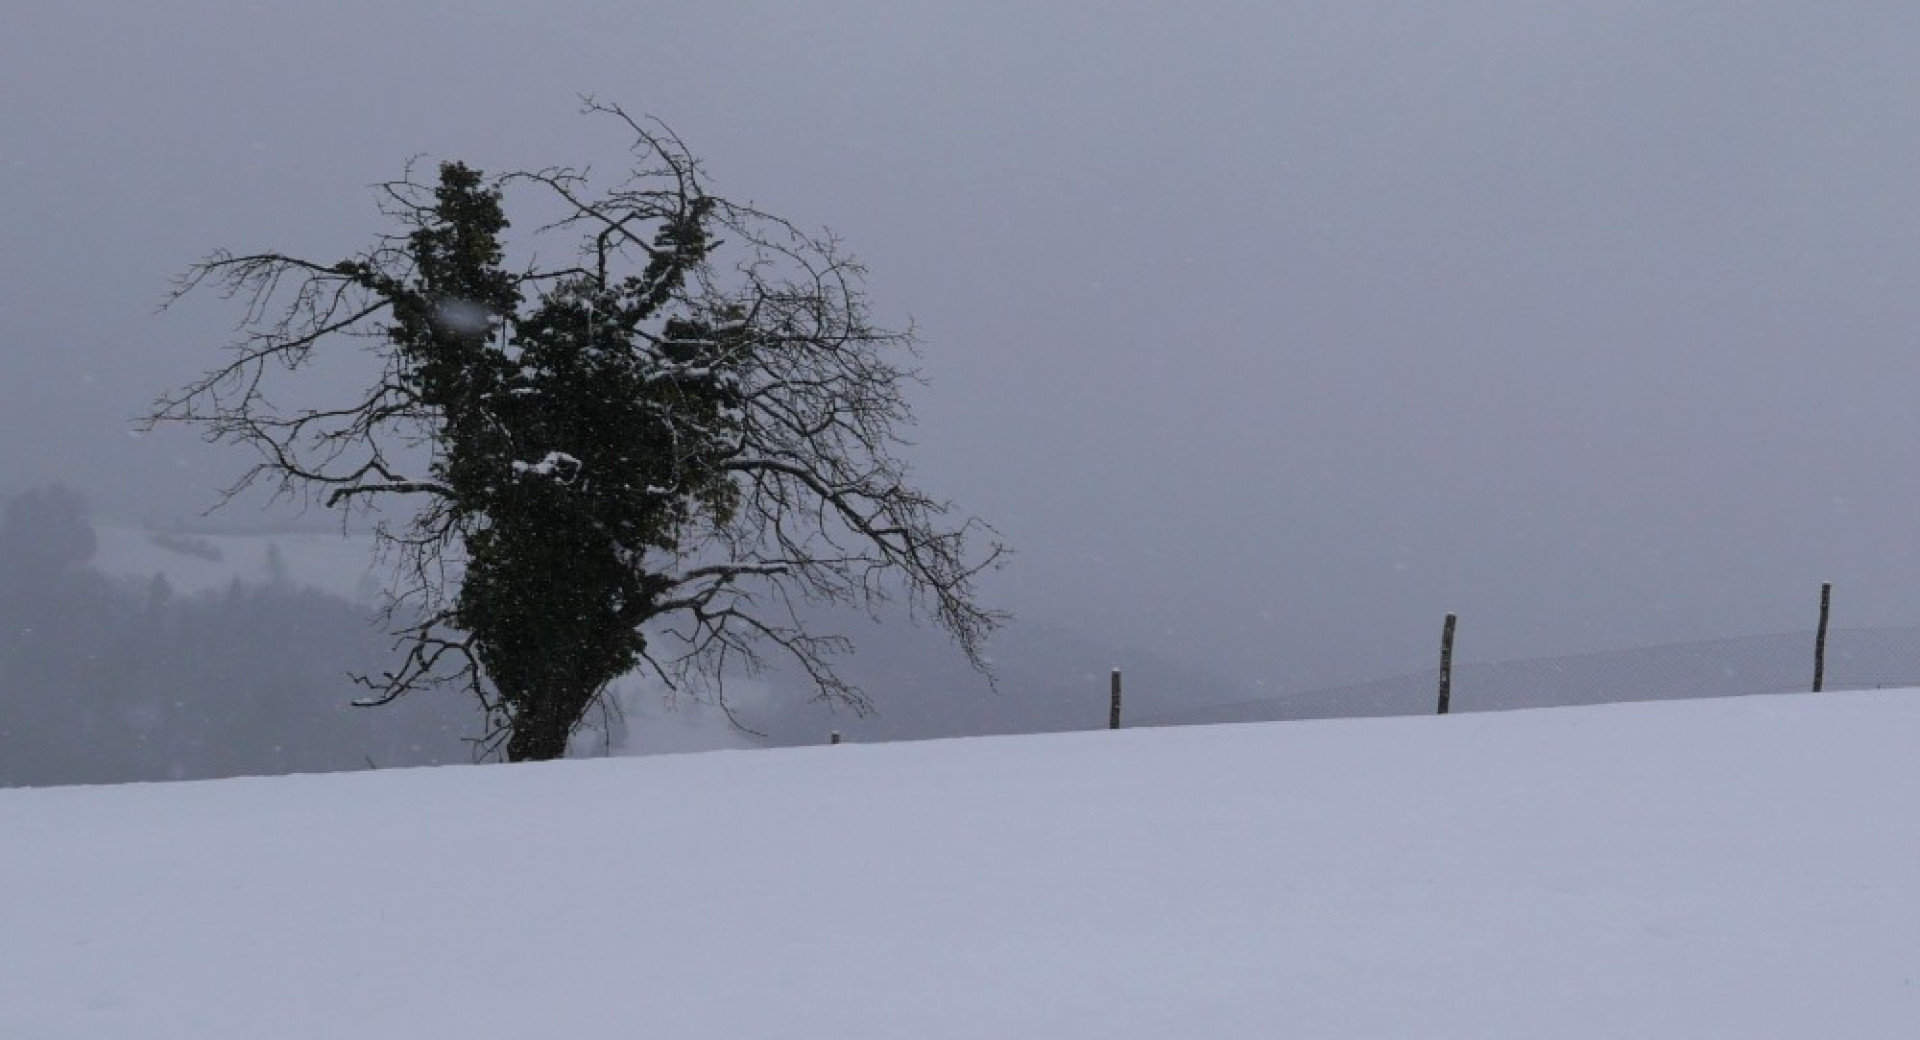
[[504, 686, 595, 761], [506, 713, 574, 761]]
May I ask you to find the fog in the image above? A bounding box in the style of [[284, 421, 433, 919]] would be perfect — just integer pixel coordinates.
[[7, 2, 1920, 705]]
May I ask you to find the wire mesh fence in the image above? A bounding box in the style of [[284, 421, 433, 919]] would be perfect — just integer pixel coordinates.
[[1135, 625, 1920, 729]]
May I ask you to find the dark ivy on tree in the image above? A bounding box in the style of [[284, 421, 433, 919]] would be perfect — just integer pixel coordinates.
[[151, 102, 1002, 761]]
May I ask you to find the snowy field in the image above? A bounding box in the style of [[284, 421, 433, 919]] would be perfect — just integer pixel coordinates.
[[3, 690, 1916, 1038]]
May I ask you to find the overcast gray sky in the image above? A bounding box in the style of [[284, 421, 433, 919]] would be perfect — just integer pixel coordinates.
[[7, 2, 1920, 694]]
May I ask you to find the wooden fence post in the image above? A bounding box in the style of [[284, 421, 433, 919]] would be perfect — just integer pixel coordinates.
[[1109, 668, 1123, 730], [1437, 612, 1457, 715], [1813, 581, 1832, 693]]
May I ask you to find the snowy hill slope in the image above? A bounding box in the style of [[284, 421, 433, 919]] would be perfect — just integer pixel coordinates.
[[92, 523, 384, 602], [3, 690, 1917, 1038]]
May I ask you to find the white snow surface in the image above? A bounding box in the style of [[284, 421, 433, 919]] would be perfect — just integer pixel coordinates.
[[511, 450, 581, 480], [3, 691, 1917, 1038]]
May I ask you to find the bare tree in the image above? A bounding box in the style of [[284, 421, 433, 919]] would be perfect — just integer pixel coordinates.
[[148, 101, 1004, 761]]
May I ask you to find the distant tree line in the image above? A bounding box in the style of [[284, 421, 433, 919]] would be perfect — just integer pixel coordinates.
[[0, 485, 477, 786]]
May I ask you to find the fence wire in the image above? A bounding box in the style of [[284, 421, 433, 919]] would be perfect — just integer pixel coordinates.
[[1138, 625, 1920, 728]]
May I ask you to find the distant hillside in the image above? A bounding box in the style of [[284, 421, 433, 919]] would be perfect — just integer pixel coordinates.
[[1140, 626, 1920, 726], [92, 523, 384, 603], [747, 610, 1254, 746], [0, 513, 478, 786], [90, 523, 1255, 755]]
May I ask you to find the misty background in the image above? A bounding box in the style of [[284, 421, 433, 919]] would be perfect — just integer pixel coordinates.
[[6, 3, 1920, 775]]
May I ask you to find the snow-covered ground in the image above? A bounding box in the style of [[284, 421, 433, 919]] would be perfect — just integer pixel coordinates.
[[3, 690, 1915, 1038]]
